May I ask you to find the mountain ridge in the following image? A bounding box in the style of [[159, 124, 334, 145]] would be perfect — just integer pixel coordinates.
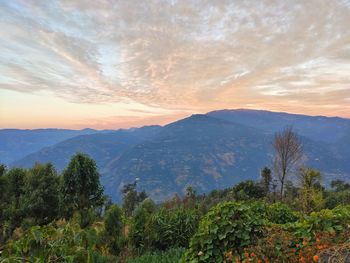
[[5, 109, 350, 202], [207, 108, 350, 121]]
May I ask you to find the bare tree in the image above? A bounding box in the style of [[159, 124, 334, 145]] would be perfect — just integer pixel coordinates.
[[273, 127, 303, 199]]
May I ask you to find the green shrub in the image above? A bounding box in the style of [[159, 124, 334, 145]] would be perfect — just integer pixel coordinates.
[[146, 207, 200, 250], [325, 191, 350, 209], [267, 202, 299, 224], [232, 180, 266, 201], [1, 221, 114, 262], [285, 205, 350, 239], [126, 247, 185, 263], [72, 209, 97, 229], [181, 201, 267, 263], [129, 206, 153, 250], [129, 199, 157, 250], [103, 204, 124, 254]]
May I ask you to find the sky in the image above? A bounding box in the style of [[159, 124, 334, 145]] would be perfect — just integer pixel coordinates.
[[0, 0, 350, 129]]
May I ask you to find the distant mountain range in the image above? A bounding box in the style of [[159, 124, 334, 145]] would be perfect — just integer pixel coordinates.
[[11, 126, 161, 173], [0, 128, 108, 164], [2, 109, 350, 202]]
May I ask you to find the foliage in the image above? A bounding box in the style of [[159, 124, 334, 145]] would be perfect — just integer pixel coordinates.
[[128, 199, 157, 250], [21, 163, 60, 226], [102, 204, 124, 254], [180, 203, 350, 262], [0, 164, 6, 176], [325, 180, 350, 209], [244, 226, 345, 263], [1, 220, 114, 263], [0, 168, 27, 240], [181, 202, 267, 262], [126, 247, 185, 263], [146, 207, 200, 251], [286, 205, 350, 239], [331, 179, 350, 192], [122, 181, 148, 217], [231, 180, 266, 201], [298, 168, 324, 213], [260, 166, 272, 194], [283, 180, 299, 208], [61, 153, 104, 216], [2, 153, 350, 263], [266, 202, 299, 224], [325, 191, 350, 209]]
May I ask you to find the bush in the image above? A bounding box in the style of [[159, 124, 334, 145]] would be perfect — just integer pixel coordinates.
[[103, 204, 124, 254], [286, 205, 350, 239], [245, 226, 348, 262], [126, 247, 185, 263], [243, 205, 350, 262], [267, 202, 299, 224], [1, 220, 114, 262], [129, 204, 154, 250], [325, 191, 350, 209], [232, 180, 266, 201], [145, 207, 200, 250], [181, 201, 267, 263]]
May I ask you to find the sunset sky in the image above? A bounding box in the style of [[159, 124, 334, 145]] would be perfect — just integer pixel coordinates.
[[1, 0, 350, 129]]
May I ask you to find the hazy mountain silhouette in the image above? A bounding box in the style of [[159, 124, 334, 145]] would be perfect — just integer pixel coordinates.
[[0, 128, 108, 164], [12, 126, 161, 172], [8, 110, 350, 202]]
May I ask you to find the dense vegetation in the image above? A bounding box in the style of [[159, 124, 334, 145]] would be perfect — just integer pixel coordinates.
[[1, 135, 350, 262]]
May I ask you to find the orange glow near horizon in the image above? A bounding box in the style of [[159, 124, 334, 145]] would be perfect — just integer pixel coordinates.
[[1, 90, 349, 130]]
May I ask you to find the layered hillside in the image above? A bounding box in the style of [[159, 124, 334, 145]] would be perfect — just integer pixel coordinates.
[[0, 128, 105, 164], [8, 110, 350, 202], [103, 115, 271, 201], [207, 109, 350, 143], [12, 126, 161, 172]]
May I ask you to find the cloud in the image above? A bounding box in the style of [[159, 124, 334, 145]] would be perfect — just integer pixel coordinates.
[[0, 0, 350, 118]]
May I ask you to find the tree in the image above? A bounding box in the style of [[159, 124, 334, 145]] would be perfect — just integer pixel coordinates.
[[103, 204, 124, 254], [298, 168, 323, 213], [61, 153, 104, 215], [284, 180, 299, 207], [0, 164, 6, 176], [330, 180, 350, 192], [6, 168, 27, 211], [122, 181, 147, 217], [22, 163, 60, 225], [272, 127, 303, 199], [1, 168, 27, 234], [232, 180, 266, 201], [325, 180, 350, 208], [186, 186, 196, 199], [129, 199, 157, 249], [0, 165, 8, 232], [0, 164, 6, 208], [260, 167, 272, 194]]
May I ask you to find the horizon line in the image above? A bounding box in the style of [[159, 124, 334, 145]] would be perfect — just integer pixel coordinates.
[[1, 108, 350, 131]]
